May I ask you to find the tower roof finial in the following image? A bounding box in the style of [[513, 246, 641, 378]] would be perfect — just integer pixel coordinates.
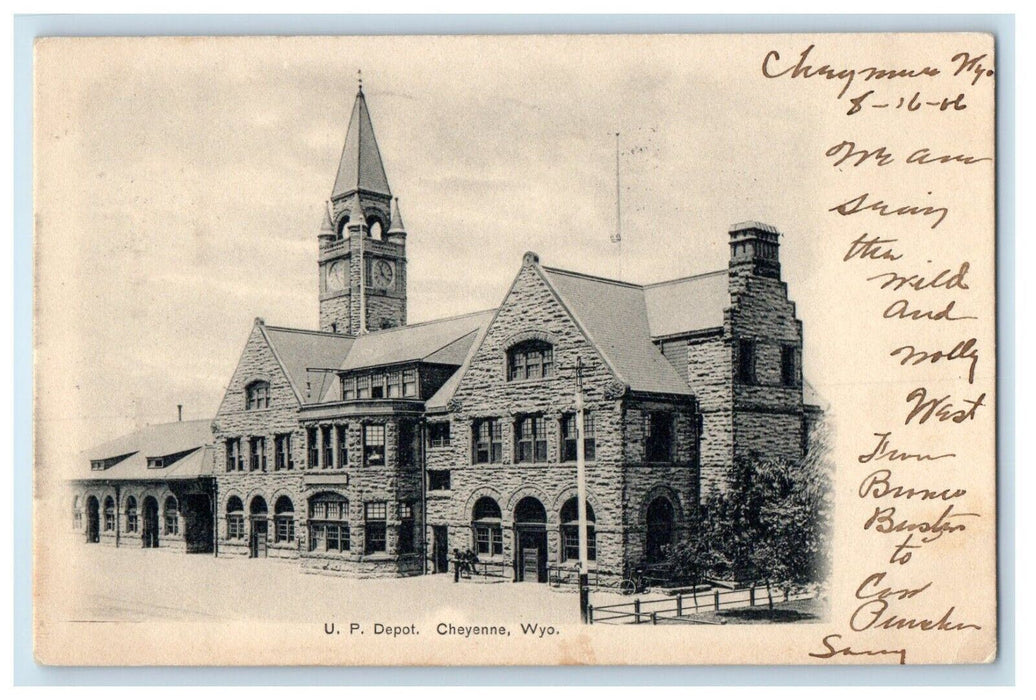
[[357, 68, 363, 94]]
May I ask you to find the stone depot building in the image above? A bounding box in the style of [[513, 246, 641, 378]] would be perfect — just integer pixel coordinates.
[[70, 85, 822, 583]]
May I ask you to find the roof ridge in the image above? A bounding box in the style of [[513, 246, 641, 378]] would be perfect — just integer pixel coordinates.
[[359, 307, 498, 336], [540, 266, 644, 289], [643, 269, 728, 288], [262, 325, 356, 338]]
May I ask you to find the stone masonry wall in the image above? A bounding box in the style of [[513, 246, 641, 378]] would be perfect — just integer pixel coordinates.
[[427, 258, 699, 579], [213, 322, 307, 560]]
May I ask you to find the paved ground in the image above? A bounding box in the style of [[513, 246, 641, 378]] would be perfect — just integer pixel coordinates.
[[65, 545, 589, 624]]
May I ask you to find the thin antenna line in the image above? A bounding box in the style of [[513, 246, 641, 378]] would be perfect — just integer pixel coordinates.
[[614, 132, 623, 281]]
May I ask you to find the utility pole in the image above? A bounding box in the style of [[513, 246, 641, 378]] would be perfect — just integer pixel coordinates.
[[575, 356, 590, 623]]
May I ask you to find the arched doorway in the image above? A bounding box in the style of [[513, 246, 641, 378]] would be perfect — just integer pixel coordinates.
[[513, 496, 547, 583], [85, 496, 100, 543], [249, 496, 268, 558], [142, 496, 160, 548], [645, 496, 675, 563]]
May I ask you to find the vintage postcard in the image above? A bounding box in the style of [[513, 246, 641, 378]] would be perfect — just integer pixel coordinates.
[[32, 33, 997, 666]]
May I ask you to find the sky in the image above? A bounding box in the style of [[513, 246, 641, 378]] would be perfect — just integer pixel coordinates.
[[35, 35, 851, 466]]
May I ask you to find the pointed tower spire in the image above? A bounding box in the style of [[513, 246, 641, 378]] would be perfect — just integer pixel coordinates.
[[346, 192, 367, 229], [386, 197, 407, 245], [332, 82, 392, 201], [389, 198, 405, 230], [317, 201, 336, 248]]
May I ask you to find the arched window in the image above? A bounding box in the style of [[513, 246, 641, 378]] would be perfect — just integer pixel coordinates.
[[245, 380, 270, 410], [103, 496, 115, 531], [560, 498, 596, 562], [369, 219, 383, 239], [514, 496, 547, 525], [472, 497, 503, 556], [226, 496, 245, 540], [164, 496, 179, 536], [309, 493, 349, 553], [645, 496, 676, 563], [72, 495, 82, 529], [125, 496, 138, 533], [274, 496, 295, 544], [507, 340, 554, 381]]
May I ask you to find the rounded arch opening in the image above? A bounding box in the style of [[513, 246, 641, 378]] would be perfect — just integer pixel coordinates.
[[514, 496, 547, 525], [645, 496, 676, 563]]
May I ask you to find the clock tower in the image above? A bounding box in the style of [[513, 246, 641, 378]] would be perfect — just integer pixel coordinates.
[[318, 81, 408, 335]]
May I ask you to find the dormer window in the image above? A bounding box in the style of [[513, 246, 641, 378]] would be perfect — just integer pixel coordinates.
[[147, 457, 164, 469], [507, 340, 554, 381], [245, 381, 270, 410]]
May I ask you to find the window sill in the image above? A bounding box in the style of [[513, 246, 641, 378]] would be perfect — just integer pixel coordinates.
[[504, 376, 556, 386]]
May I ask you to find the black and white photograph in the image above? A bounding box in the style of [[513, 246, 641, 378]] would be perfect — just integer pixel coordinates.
[[31, 33, 996, 666]]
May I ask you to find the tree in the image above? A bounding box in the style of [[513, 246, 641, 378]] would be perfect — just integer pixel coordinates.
[[666, 416, 834, 605]]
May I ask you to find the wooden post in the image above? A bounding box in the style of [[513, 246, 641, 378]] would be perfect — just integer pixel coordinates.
[[750, 587, 755, 607], [651, 612, 658, 625], [676, 594, 683, 617], [587, 604, 594, 625], [714, 590, 720, 611], [634, 598, 641, 623]]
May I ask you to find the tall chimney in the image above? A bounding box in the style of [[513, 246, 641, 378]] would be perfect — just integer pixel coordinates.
[[729, 221, 781, 279], [177, 404, 183, 422]]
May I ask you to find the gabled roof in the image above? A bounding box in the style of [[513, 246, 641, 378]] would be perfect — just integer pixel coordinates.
[[331, 88, 391, 200], [643, 270, 729, 337], [319, 309, 496, 402], [260, 325, 353, 405], [541, 267, 694, 397], [78, 420, 214, 481]]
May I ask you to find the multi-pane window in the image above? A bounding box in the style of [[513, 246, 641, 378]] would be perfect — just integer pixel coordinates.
[[402, 369, 417, 397], [336, 425, 348, 468], [226, 438, 244, 472], [147, 457, 164, 468], [364, 502, 388, 554], [308, 493, 349, 553], [307, 427, 319, 468], [245, 381, 270, 410], [472, 497, 503, 557], [782, 345, 799, 387], [226, 497, 245, 540], [428, 469, 451, 491], [103, 497, 115, 531], [249, 436, 266, 471], [428, 422, 451, 448], [386, 371, 402, 398], [507, 341, 554, 381], [370, 373, 385, 399], [364, 424, 386, 466], [561, 412, 596, 462], [472, 419, 503, 464], [274, 433, 294, 470], [397, 502, 415, 555], [515, 415, 548, 463], [125, 496, 138, 533], [560, 498, 597, 562], [357, 375, 371, 399], [164, 496, 179, 535], [738, 339, 756, 384], [321, 426, 334, 468], [274, 496, 295, 544], [646, 412, 674, 463], [341, 375, 356, 401]]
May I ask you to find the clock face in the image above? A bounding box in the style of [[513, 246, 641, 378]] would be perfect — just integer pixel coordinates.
[[326, 261, 346, 291], [372, 259, 395, 289]]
